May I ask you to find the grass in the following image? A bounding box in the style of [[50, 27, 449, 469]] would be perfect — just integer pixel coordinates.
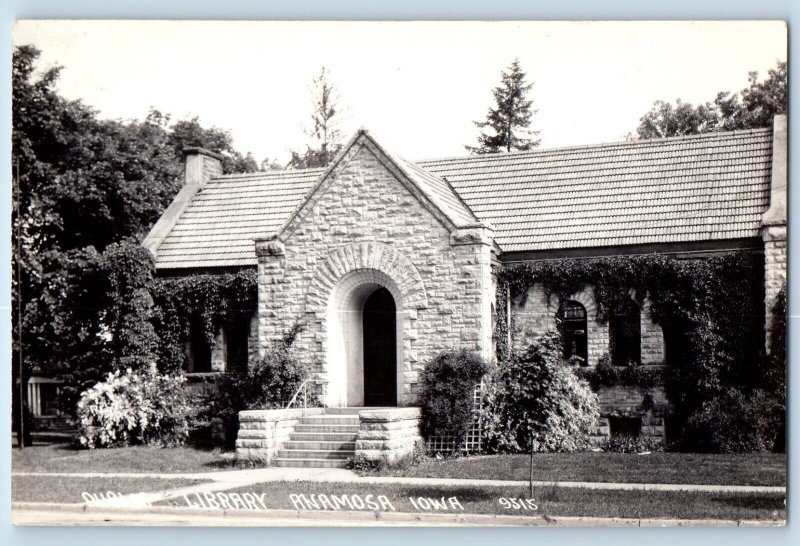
[[12, 443, 234, 474], [11, 475, 203, 504], [370, 452, 786, 486], [165, 481, 785, 521]]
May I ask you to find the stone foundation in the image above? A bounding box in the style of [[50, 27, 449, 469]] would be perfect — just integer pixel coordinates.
[[355, 407, 423, 464], [235, 408, 324, 463]]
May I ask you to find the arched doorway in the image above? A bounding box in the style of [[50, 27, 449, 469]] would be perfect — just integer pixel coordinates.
[[362, 287, 397, 406]]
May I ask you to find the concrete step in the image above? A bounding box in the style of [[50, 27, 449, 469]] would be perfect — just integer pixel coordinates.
[[274, 458, 349, 469], [277, 449, 352, 460], [300, 416, 360, 425], [293, 424, 360, 433], [323, 407, 364, 415], [284, 440, 356, 450], [290, 432, 358, 442]]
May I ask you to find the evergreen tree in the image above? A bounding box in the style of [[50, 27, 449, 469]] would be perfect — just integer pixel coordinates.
[[466, 59, 540, 154], [288, 67, 345, 169]]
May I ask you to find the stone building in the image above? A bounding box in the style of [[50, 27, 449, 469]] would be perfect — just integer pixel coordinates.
[[144, 116, 787, 456]]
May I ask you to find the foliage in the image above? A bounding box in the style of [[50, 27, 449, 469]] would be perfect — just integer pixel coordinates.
[[483, 331, 600, 453], [680, 388, 782, 453], [601, 434, 664, 454], [215, 321, 315, 418], [574, 353, 665, 390], [76, 364, 194, 448], [633, 61, 786, 139], [466, 59, 541, 154], [12, 45, 264, 423], [419, 350, 492, 450], [29, 241, 160, 408], [495, 251, 775, 452], [288, 67, 345, 169], [152, 269, 257, 372]]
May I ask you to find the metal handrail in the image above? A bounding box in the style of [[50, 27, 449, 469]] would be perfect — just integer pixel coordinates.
[[285, 378, 326, 409]]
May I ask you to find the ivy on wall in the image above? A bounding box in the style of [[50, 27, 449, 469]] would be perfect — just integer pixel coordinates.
[[494, 251, 774, 449], [494, 251, 765, 364], [152, 269, 258, 372]]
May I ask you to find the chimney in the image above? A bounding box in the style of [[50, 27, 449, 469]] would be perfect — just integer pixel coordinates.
[[183, 147, 224, 188], [762, 114, 787, 226]]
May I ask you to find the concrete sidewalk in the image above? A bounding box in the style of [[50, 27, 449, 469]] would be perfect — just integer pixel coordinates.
[[12, 468, 787, 494]]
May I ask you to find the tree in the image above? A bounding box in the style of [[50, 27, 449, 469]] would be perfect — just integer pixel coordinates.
[[11, 45, 265, 424], [466, 59, 540, 154], [633, 61, 786, 139], [288, 67, 345, 169]]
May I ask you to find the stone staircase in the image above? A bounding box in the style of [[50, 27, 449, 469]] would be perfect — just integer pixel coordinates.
[[273, 408, 361, 468]]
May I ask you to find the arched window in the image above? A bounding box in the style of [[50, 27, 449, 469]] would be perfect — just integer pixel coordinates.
[[557, 300, 588, 364], [609, 298, 641, 366]]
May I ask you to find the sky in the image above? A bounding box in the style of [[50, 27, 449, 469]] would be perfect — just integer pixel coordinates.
[[12, 20, 787, 164]]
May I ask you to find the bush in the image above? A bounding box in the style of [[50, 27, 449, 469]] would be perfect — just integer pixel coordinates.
[[681, 388, 782, 453], [76, 363, 193, 448], [483, 330, 600, 453], [602, 434, 663, 453], [419, 350, 491, 451], [216, 322, 317, 420]]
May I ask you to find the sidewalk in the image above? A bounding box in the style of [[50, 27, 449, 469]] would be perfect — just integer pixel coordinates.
[[12, 467, 787, 494]]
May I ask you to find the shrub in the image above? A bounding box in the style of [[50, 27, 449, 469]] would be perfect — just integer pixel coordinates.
[[76, 363, 193, 448], [419, 349, 491, 451], [602, 434, 663, 453], [483, 330, 600, 453], [216, 321, 317, 420], [681, 388, 781, 453]]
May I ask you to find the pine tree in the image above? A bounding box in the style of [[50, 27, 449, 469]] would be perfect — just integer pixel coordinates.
[[288, 67, 345, 169], [466, 59, 540, 154]]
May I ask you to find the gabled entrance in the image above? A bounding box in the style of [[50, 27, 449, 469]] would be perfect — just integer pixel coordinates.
[[362, 287, 397, 406]]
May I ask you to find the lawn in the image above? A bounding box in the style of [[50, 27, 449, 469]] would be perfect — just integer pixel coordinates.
[[12, 443, 234, 474], [164, 481, 785, 521], [371, 452, 787, 486], [11, 475, 204, 504]]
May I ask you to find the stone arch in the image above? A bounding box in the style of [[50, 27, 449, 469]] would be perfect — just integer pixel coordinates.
[[305, 242, 427, 317], [305, 243, 426, 407]]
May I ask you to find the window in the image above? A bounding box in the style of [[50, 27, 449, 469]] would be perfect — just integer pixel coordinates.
[[557, 300, 588, 364], [608, 416, 643, 438], [609, 297, 641, 366], [185, 321, 212, 373], [224, 320, 250, 373]]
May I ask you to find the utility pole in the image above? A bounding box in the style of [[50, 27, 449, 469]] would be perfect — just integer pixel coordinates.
[[15, 159, 25, 449]]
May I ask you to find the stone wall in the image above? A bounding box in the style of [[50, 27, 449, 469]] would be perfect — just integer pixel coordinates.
[[509, 284, 665, 367], [235, 408, 324, 463], [207, 315, 259, 373], [256, 138, 494, 406], [355, 407, 423, 464], [763, 226, 787, 351]]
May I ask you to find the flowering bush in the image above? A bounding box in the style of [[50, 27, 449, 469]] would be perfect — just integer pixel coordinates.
[[483, 330, 599, 452], [76, 363, 193, 448]]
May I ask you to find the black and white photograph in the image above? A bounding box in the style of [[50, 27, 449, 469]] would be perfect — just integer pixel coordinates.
[[9, 20, 788, 527]]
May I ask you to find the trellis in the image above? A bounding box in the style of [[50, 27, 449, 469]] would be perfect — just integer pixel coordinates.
[[426, 380, 485, 453]]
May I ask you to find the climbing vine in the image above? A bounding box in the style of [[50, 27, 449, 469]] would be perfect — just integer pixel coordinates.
[[495, 251, 764, 363], [152, 269, 258, 372], [494, 251, 776, 451]]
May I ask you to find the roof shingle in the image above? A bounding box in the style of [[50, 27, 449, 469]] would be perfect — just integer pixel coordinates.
[[152, 128, 773, 269]]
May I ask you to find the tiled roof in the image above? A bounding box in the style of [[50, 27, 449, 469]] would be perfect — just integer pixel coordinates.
[[153, 168, 322, 269], [152, 128, 773, 269], [398, 157, 480, 227], [419, 128, 773, 253]]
